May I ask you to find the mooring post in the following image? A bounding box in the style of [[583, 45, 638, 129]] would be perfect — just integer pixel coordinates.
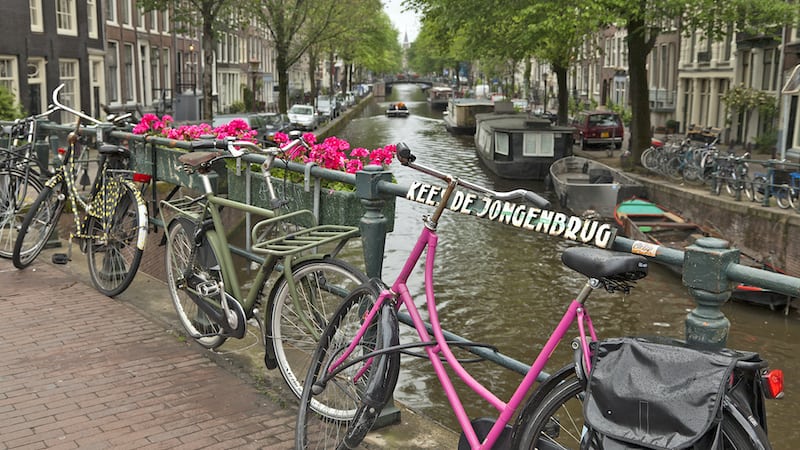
[[682, 237, 739, 349], [355, 164, 393, 279]]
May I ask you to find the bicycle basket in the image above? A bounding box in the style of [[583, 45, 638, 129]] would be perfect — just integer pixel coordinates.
[[581, 336, 761, 450]]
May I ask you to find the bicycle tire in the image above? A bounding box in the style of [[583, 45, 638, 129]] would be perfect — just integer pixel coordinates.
[[0, 168, 44, 258], [164, 216, 227, 349], [775, 185, 792, 209], [751, 176, 767, 203], [296, 281, 400, 449], [86, 180, 146, 297], [640, 147, 657, 171], [267, 257, 368, 410], [664, 156, 683, 181], [511, 366, 772, 450], [12, 177, 67, 269]]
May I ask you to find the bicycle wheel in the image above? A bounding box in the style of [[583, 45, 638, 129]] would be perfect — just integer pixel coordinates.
[[775, 185, 792, 209], [164, 216, 227, 349], [12, 177, 66, 269], [664, 156, 683, 181], [511, 368, 772, 449], [295, 282, 400, 448], [85, 180, 145, 297], [268, 257, 368, 407], [751, 176, 767, 203], [0, 168, 44, 258], [640, 147, 658, 171]]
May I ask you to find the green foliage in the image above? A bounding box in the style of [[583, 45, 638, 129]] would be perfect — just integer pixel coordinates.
[[228, 101, 246, 113], [0, 86, 22, 120], [720, 84, 778, 120], [753, 128, 778, 155], [607, 101, 632, 126]]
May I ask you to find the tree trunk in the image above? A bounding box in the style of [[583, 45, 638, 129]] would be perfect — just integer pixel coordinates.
[[626, 15, 653, 171], [202, 19, 215, 121], [555, 64, 569, 126], [276, 50, 290, 114]]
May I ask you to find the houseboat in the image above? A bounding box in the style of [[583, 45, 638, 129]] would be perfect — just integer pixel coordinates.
[[473, 107, 574, 180], [443, 98, 494, 135], [428, 86, 453, 109]]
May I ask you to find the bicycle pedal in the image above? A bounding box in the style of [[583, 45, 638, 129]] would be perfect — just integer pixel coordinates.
[[196, 280, 220, 297], [52, 253, 69, 264]]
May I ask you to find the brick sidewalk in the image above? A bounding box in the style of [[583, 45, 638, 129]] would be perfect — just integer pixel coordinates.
[[0, 257, 296, 449]]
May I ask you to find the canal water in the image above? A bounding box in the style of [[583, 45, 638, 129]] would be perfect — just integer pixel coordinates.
[[336, 84, 799, 448]]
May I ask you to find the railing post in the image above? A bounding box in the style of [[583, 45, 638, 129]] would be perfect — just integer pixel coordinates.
[[355, 165, 393, 279], [682, 237, 739, 349], [354, 164, 400, 428]]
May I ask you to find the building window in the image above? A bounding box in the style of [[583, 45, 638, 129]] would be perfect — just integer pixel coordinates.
[[150, 10, 158, 32], [161, 9, 169, 32], [87, 0, 98, 38], [105, 0, 116, 23], [56, 0, 77, 36], [123, 43, 134, 101], [0, 57, 18, 96], [137, 6, 146, 30], [59, 59, 80, 111], [121, 0, 131, 26], [30, 0, 43, 32], [107, 41, 119, 102], [162, 48, 170, 90]]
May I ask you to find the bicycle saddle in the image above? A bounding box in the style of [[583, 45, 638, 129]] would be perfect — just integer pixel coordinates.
[[178, 151, 223, 167], [98, 143, 131, 158], [562, 246, 648, 281]]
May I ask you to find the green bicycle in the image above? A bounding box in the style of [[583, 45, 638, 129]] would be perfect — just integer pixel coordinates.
[[160, 134, 368, 413]]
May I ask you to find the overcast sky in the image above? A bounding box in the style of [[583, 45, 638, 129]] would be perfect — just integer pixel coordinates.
[[383, 0, 420, 44]]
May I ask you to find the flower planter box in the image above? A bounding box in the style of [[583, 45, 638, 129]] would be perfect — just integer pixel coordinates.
[[227, 171, 395, 231], [129, 141, 226, 193]]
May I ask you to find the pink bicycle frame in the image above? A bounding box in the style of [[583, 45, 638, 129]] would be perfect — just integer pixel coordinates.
[[330, 223, 600, 449]]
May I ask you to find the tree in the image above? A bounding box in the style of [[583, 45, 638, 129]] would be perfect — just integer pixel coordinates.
[[596, 0, 798, 169], [0, 86, 22, 120], [139, 0, 246, 121]]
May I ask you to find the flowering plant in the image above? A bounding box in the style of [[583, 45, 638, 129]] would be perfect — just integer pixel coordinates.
[[272, 132, 396, 175], [132, 113, 258, 142], [131, 114, 396, 191]]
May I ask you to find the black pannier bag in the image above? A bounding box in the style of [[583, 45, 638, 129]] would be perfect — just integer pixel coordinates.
[[581, 337, 762, 450]]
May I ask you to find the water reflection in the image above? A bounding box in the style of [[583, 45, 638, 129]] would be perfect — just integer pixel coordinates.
[[337, 84, 798, 448]]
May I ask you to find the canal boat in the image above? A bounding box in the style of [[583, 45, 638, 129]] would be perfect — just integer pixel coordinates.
[[443, 98, 495, 135], [428, 86, 453, 109], [386, 102, 409, 118], [614, 197, 713, 274], [615, 197, 795, 312], [548, 155, 647, 219], [473, 110, 574, 180]]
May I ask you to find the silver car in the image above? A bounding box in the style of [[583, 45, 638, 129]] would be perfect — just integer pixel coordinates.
[[288, 104, 318, 130]]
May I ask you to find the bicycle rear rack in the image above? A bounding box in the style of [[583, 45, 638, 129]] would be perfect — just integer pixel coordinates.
[[250, 209, 360, 257]]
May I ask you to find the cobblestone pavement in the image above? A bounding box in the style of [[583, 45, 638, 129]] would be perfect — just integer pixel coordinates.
[[0, 256, 297, 449]]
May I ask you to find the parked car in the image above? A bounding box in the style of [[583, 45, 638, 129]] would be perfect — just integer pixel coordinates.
[[570, 110, 624, 150], [211, 113, 268, 143], [258, 112, 292, 143], [288, 104, 318, 131], [316, 95, 339, 122]]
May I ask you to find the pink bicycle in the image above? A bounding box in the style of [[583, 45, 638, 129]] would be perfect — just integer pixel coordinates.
[[295, 144, 780, 449]]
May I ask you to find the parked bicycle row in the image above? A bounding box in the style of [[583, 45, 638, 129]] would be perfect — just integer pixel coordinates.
[[641, 135, 800, 211], [0, 85, 787, 449]]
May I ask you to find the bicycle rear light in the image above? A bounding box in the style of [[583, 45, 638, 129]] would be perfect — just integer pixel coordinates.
[[762, 369, 784, 399], [57, 147, 66, 160], [133, 173, 152, 183]]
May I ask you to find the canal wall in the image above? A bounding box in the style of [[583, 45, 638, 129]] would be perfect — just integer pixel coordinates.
[[575, 149, 800, 278], [645, 178, 800, 277]]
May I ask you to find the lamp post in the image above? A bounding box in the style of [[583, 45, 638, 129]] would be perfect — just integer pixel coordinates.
[[188, 44, 196, 94]]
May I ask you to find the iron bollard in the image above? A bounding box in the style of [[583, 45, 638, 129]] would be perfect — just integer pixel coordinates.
[[355, 164, 393, 279], [682, 237, 739, 349]]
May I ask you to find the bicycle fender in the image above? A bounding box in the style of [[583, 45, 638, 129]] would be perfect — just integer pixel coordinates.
[[510, 364, 578, 440], [722, 399, 772, 450], [122, 179, 148, 251]]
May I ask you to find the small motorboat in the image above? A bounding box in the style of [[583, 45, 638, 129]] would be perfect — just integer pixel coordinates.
[[386, 102, 410, 118]]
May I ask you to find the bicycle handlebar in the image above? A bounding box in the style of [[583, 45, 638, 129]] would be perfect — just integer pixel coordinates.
[[51, 84, 103, 125], [397, 142, 551, 209]]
